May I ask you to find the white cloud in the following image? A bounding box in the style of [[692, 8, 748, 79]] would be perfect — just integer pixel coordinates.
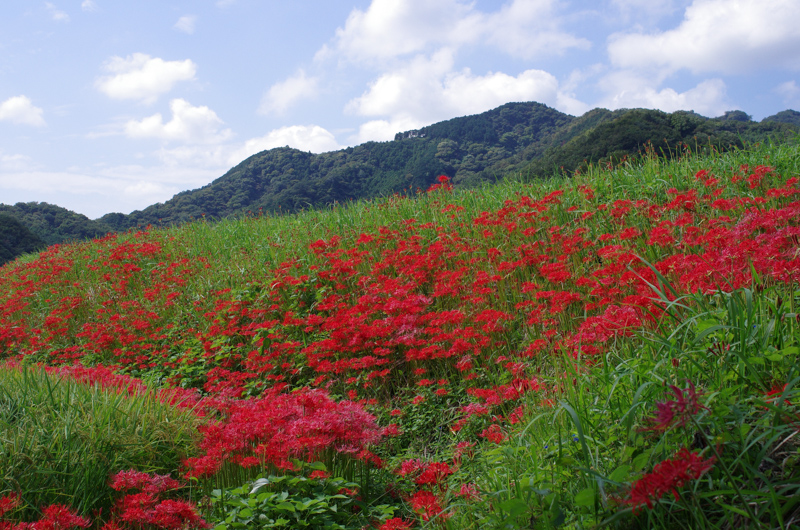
[[45, 2, 70, 22], [608, 0, 800, 74], [598, 72, 730, 116], [259, 70, 320, 115], [775, 81, 800, 106], [81, 0, 97, 12], [174, 15, 197, 35], [321, 0, 588, 64], [95, 53, 197, 104], [344, 50, 582, 142], [481, 0, 591, 60], [0, 152, 38, 172], [229, 125, 342, 163], [125, 99, 232, 144], [0, 96, 46, 126]]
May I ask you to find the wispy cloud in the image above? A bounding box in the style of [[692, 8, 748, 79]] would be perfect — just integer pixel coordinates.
[[259, 70, 320, 115], [174, 15, 197, 35], [44, 2, 70, 22]]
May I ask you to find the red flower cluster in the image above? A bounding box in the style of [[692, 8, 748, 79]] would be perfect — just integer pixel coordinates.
[[184, 388, 385, 477], [624, 448, 715, 512], [0, 502, 89, 530], [106, 470, 209, 530], [646, 381, 706, 432]]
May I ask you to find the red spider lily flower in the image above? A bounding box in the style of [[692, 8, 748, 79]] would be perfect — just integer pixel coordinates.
[[109, 470, 181, 495], [144, 499, 210, 529], [456, 483, 482, 501], [480, 424, 506, 444], [624, 448, 715, 512], [415, 462, 453, 486], [36, 504, 91, 529], [408, 490, 446, 522], [453, 441, 476, 463], [0, 493, 21, 518], [396, 459, 424, 478], [646, 381, 707, 432]]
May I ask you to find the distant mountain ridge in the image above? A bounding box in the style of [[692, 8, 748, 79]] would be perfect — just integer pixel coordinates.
[[1, 103, 798, 264]]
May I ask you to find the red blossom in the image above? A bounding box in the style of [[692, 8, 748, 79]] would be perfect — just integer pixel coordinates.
[[624, 448, 715, 512], [646, 381, 707, 432]]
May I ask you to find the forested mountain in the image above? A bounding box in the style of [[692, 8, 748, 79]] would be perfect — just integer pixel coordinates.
[[100, 103, 798, 231], [0, 213, 46, 265], [2, 102, 798, 262], [524, 108, 799, 178], [0, 202, 111, 247]]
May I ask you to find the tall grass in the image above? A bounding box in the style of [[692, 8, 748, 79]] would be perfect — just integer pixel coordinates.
[[0, 366, 202, 521]]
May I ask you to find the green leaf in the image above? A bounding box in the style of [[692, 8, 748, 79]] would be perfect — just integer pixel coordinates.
[[497, 498, 529, 518], [608, 464, 631, 483], [275, 502, 296, 512], [574, 487, 595, 507], [780, 346, 798, 357]]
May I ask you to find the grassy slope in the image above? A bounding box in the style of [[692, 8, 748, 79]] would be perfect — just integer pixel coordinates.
[[1, 139, 799, 529]]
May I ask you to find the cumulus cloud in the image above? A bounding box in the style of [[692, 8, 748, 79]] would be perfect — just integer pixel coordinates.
[[95, 53, 197, 104], [775, 81, 800, 106], [174, 15, 197, 35], [344, 50, 582, 142], [608, 0, 800, 74], [0, 96, 46, 126], [259, 70, 320, 115], [320, 0, 588, 64], [125, 99, 232, 144], [598, 71, 730, 116], [81, 0, 97, 12], [45, 2, 70, 22], [229, 125, 342, 163]]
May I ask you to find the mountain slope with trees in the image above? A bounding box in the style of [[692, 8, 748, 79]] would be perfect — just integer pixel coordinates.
[[102, 103, 798, 231], [0, 213, 46, 265], [1, 102, 798, 261]]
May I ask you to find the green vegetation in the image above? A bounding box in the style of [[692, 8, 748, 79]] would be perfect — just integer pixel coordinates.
[[0, 213, 45, 265], [0, 121, 799, 529], [100, 104, 799, 232], [0, 365, 201, 522], [0, 202, 111, 246]]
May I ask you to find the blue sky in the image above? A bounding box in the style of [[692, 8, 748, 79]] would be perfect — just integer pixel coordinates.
[[1, 0, 799, 218]]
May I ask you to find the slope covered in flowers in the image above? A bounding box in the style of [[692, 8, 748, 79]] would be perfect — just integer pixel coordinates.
[[1, 141, 799, 529]]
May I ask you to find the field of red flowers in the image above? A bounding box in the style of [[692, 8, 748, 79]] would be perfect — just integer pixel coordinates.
[[1, 142, 799, 529]]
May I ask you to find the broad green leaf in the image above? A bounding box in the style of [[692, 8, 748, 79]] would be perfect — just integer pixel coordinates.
[[574, 487, 595, 507]]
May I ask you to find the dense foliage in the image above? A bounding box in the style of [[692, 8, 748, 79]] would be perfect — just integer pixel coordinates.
[[0, 202, 111, 263], [0, 213, 45, 265]]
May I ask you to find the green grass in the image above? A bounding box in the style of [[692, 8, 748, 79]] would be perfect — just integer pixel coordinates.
[[0, 366, 202, 521]]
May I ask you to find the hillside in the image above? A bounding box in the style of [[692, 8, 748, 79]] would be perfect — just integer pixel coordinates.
[[0, 213, 46, 265], [524, 108, 800, 178], [2, 102, 798, 253], [101, 104, 798, 231], [1, 140, 799, 529], [0, 202, 111, 248]]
